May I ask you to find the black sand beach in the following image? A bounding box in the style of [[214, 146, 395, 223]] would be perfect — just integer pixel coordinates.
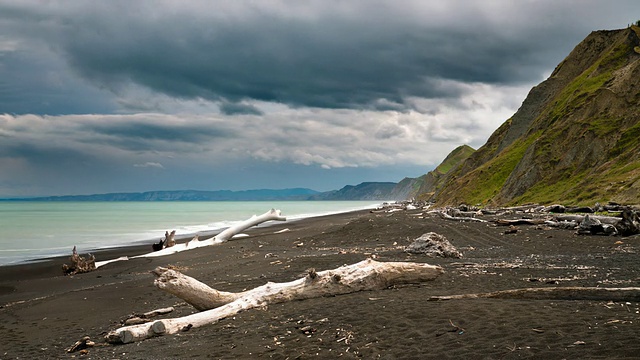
[[1, 208, 640, 359]]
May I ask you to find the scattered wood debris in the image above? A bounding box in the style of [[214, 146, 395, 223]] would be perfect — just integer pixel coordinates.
[[377, 200, 639, 237], [67, 336, 95, 353], [123, 307, 175, 326]]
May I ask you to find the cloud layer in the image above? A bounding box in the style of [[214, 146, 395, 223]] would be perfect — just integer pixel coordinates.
[[0, 0, 637, 196]]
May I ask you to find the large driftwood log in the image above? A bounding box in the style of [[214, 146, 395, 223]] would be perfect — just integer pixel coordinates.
[[151, 267, 238, 311], [106, 259, 443, 343], [153, 259, 444, 311], [88, 209, 286, 269], [428, 287, 640, 301], [208, 208, 286, 244]]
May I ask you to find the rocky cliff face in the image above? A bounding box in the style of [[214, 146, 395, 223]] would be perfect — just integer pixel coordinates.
[[434, 26, 640, 206]]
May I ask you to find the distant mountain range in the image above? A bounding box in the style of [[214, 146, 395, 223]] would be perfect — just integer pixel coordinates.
[[1, 183, 409, 201], [307, 182, 402, 200]]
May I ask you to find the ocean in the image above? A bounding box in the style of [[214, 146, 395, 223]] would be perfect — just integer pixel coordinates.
[[0, 201, 383, 266]]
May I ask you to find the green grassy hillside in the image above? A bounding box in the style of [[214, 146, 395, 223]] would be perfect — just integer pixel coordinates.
[[433, 26, 640, 206]]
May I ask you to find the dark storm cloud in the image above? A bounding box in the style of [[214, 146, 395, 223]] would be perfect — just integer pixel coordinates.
[[0, 43, 116, 115], [59, 20, 525, 111], [3, 0, 635, 114], [82, 121, 234, 144]]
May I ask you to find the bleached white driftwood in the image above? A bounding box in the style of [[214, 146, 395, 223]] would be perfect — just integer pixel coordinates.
[[141, 209, 287, 257], [132, 209, 286, 258], [95, 256, 129, 269], [153, 259, 445, 311], [152, 267, 238, 311], [93, 209, 286, 268], [428, 287, 640, 301], [208, 208, 287, 244], [105, 259, 444, 344]]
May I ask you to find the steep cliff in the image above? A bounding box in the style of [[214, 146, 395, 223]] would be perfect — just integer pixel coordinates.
[[434, 26, 640, 206]]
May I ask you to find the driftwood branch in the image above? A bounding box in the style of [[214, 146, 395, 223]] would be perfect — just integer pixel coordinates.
[[210, 208, 286, 244], [62, 246, 96, 275], [435, 211, 488, 223], [133, 209, 286, 259], [65, 209, 287, 273], [428, 287, 640, 301], [493, 219, 547, 226], [123, 307, 175, 326], [106, 259, 443, 344]]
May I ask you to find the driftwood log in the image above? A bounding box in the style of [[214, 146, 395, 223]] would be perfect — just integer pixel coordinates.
[[134, 209, 286, 259], [65, 209, 287, 272], [62, 246, 96, 275], [493, 218, 547, 226], [576, 214, 618, 235], [105, 259, 444, 344], [555, 214, 621, 225], [428, 287, 640, 301], [434, 211, 488, 223]]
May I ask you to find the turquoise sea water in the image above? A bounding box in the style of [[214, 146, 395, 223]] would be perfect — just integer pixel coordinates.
[[0, 201, 382, 266]]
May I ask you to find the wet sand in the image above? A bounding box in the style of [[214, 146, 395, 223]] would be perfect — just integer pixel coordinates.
[[1, 208, 639, 359]]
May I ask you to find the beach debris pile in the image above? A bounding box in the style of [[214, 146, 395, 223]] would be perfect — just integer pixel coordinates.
[[575, 214, 618, 236], [152, 230, 176, 251], [545, 205, 639, 236], [379, 200, 640, 238], [61, 246, 96, 275], [405, 232, 463, 258]]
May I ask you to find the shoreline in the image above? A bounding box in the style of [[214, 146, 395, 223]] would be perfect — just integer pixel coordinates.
[[0, 202, 383, 267], [0, 209, 371, 281], [1, 207, 639, 359]]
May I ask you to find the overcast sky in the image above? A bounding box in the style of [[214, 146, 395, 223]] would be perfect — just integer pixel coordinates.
[[0, 1, 637, 197]]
